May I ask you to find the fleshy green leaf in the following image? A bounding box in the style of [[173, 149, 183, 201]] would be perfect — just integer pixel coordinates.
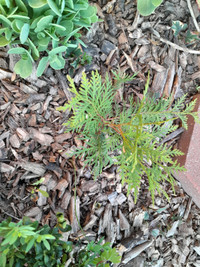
[[0, 36, 10, 47], [27, 0, 47, 8], [49, 54, 65, 70], [37, 56, 49, 77], [49, 46, 67, 56], [14, 57, 33, 78], [0, 14, 12, 26], [15, 0, 28, 13], [47, 0, 62, 16], [20, 23, 29, 44], [137, 0, 163, 16], [35, 15, 53, 32], [8, 47, 27, 54]]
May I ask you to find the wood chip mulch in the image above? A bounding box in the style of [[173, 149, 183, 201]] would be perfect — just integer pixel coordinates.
[[1, 0, 200, 266]]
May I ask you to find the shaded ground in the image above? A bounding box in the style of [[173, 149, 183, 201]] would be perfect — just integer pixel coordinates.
[[1, 0, 200, 266]]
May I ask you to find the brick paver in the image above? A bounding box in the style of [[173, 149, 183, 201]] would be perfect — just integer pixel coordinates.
[[174, 94, 200, 208]]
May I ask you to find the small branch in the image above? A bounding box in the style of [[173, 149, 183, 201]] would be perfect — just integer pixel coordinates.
[[153, 35, 200, 54], [55, 70, 73, 101], [186, 0, 200, 32]]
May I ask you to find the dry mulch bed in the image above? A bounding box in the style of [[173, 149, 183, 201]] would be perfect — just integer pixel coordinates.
[[1, 0, 200, 266]]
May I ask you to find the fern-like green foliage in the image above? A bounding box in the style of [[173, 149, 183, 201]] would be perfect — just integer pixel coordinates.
[[58, 71, 200, 203]]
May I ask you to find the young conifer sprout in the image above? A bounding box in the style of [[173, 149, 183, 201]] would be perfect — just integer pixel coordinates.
[[58, 71, 200, 203]]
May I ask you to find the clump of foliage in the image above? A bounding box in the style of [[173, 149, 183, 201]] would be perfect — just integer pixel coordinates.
[[0, 0, 98, 78], [0, 216, 121, 267], [171, 20, 200, 44], [58, 71, 199, 203], [65, 46, 93, 76], [137, 0, 163, 16]]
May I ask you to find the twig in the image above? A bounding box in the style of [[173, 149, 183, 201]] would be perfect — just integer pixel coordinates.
[[0, 208, 20, 221], [55, 70, 73, 101], [153, 35, 200, 55], [186, 0, 200, 32]]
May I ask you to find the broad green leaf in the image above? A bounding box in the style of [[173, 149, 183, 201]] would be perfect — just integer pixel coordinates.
[[60, 0, 65, 13], [28, 0, 47, 8], [38, 189, 49, 197], [30, 16, 42, 29], [8, 47, 26, 54], [0, 4, 6, 16], [74, 3, 88, 11], [11, 20, 22, 33], [8, 256, 14, 267], [49, 54, 65, 70], [20, 23, 29, 44], [47, 0, 62, 16], [41, 234, 55, 240], [43, 239, 50, 250], [152, 0, 163, 5], [15, 0, 28, 13], [0, 14, 12, 26], [37, 37, 50, 51], [57, 20, 73, 36], [37, 56, 49, 77], [14, 57, 33, 78], [15, 252, 25, 259], [49, 46, 67, 56], [28, 38, 40, 59], [80, 5, 96, 18], [0, 36, 10, 47], [137, 0, 162, 16], [15, 19, 24, 30], [5, 28, 13, 41], [8, 15, 30, 20], [90, 13, 98, 23], [66, 0, 74, 9], [35, 15, 53, 32], [5, 0, 10, 8], [49, 23, 66, 31], [8, 7, 18, 17], [44, 30, 59, 41], [0, 254, 6, 267], [25, 238, 35, 253]]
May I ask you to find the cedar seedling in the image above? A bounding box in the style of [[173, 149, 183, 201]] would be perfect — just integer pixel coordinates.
[[58, 71, 199, 203]]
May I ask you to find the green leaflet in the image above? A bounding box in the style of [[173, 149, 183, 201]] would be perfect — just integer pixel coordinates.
[[14, 57, 33, 78], [47, 0, 62, 16], [137, 0, 163, 16], [27, 0, 47, 8], [20, 23, 29, 43], [35, 15, 53, 32], [0, 36, 10, 46], [36, 56, 49, 76]]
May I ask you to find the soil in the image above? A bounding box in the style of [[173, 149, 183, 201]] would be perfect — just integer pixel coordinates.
[[1, 0, 200, 266]]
